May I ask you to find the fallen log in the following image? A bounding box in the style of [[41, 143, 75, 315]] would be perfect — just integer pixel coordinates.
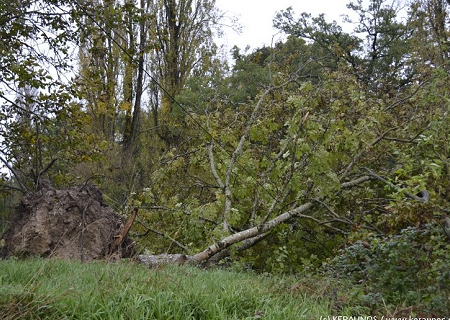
[[137, 253, 197, 268]]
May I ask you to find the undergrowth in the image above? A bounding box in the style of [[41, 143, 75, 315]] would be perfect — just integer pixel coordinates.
[[327, 224, 450, 317]]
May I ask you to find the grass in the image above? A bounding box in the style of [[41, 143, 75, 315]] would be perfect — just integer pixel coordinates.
[[0, 258, 349, 320]]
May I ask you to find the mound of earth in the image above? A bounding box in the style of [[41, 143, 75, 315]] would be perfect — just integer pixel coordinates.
[[1, 184, 135, 260]]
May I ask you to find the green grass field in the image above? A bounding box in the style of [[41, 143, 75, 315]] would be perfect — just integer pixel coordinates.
[[0, 258, 364, 320]]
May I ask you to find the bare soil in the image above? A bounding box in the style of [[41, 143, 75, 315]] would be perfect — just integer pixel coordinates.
[[1, 184, 135, 261]]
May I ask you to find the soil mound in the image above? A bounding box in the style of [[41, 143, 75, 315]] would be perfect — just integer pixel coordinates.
[[1, 184, 135, 260]]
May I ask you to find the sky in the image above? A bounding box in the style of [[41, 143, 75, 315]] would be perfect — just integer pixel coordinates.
[[214, 0, 358, 54]]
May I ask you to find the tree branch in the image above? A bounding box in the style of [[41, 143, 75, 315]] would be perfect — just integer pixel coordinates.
[[295, 214, 348, 234], [313, 198, 353, 225], [362, 167, 429, 203], [192, 173, 372, 262], [135, 218, 187, 252], [208, 142, 224, 189], [341, 128, 395, 179], [341, 175, 371, 188], [0, 156, 27, 193], [204, 233, 270, 266], [192, 202, 315, 262], [218, 62, 313, 232], [385, 79, 430, 111]]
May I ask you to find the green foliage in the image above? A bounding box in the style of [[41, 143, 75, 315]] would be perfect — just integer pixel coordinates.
[[3, 4, 450, 315], [0, 0, 97, 191], [226, 46, 271, 103], [138, 35, 450, 273], [274, 0, 421, 91], [0, 0, 76, 91], [347, 0, 416, 88], [328, 224, 450, 315], [244, 223, 339, 274]]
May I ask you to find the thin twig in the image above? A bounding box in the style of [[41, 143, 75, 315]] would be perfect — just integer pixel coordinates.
[[341, 128, 396, 179], [134, 218, 187, 252], [385, 79, 430, 111], [362, 167, 428, 203], [0, 156, 27, 193]]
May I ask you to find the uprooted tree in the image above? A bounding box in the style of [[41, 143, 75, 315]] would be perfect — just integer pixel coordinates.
[[1, 0, 450, 272], [131, 0, 450, 269], [142, 58, 441, 266], [1, 184, 135, 261]]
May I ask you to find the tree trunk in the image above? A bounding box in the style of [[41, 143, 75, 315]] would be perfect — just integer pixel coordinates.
[[123, 0, 146, 156], [122, 4, 135, 154], [192, 202, 315, 262]]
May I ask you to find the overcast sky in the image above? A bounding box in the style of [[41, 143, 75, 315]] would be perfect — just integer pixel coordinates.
[[214, 0, 358, 54]]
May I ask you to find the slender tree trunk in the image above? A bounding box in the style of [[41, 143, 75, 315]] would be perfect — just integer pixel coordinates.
[[123, 0, 147, 156], [122, 4, 135, 154]]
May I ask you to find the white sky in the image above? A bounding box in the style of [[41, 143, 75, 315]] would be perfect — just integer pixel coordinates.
[[215, 0, 358, 54]]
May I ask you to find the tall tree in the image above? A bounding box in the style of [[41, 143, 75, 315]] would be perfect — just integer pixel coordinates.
[[346, 0, 416, 91], [78, 0, 121, 141], [122, 0, 150, 155], [0, 0, 82, 190], [274, 0, 416, 92], [150, 0, 220, 144], [77, 0, 222, 151], [408, 0, 450, 68]]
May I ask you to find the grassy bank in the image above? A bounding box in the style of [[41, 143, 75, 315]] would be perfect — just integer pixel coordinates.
[[0, 258, 357, 320]]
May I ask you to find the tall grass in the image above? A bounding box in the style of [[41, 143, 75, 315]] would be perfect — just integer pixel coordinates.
[[0, 258, 338, 320]]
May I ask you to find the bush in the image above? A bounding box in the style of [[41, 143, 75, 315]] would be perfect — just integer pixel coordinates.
[[327, 224, 450, 315]]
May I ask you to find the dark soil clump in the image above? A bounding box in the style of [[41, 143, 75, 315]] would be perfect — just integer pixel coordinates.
[[1, 184, 135, 260]]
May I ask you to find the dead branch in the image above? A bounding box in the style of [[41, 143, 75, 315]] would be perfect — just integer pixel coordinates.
[[112, 207, 139, 251]]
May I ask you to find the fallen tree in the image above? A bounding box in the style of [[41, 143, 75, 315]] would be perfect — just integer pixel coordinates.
[[192, 176, 371, 263], [138, 62, 437, 268]]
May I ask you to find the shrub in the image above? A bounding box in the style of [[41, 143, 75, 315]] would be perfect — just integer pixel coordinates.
[[327, 224, 450, 315]]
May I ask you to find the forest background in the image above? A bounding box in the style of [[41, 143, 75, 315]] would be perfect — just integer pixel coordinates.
[[1, 0, 450, 314]]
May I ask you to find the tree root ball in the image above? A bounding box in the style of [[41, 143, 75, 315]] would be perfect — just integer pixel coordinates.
[[1, 184, 135, 261]]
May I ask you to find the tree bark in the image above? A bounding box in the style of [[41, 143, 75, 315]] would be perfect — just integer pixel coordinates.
[[192, 202, 315, 262], [123, 0, 147, 156], [192, 175, 372, 263]]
